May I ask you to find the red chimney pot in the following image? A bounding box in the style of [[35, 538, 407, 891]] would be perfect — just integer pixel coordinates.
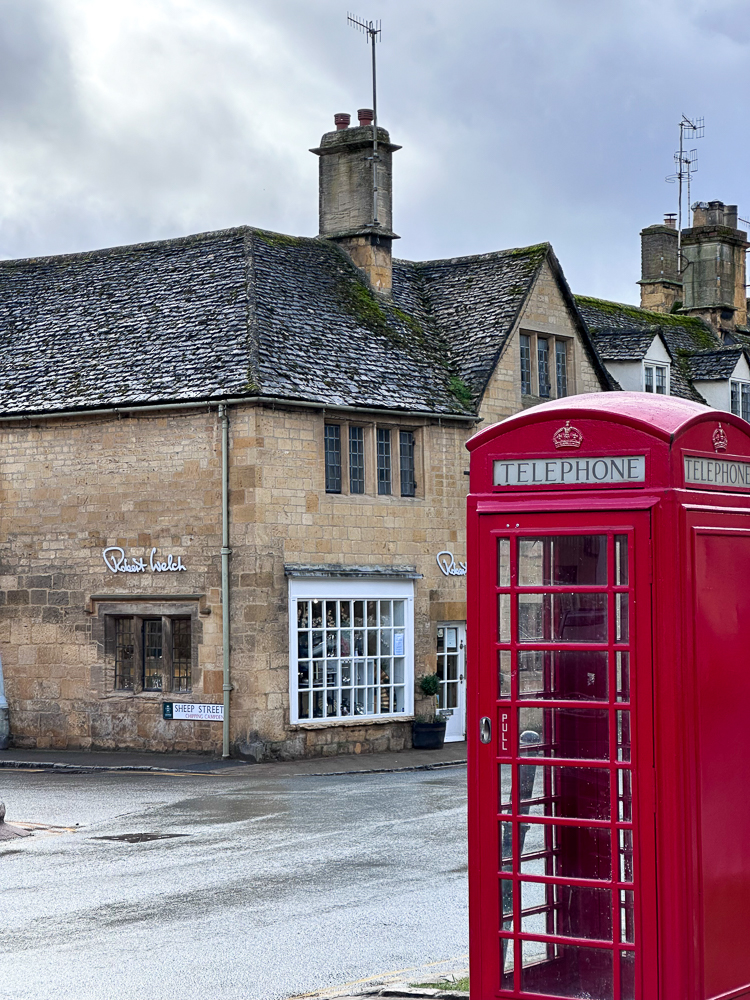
[[358, 108, 374, 127], [334, 113, 351, 131]]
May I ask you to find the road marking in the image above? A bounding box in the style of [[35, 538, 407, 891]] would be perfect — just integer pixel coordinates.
[[288, 955, 470, 999]]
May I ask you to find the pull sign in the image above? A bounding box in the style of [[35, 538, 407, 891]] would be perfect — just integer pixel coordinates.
[[498, 709, 511, 758], [479, 717, 492, 743]]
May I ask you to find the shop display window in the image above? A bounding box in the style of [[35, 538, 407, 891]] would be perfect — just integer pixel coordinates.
[[289, 579, 414, 724]]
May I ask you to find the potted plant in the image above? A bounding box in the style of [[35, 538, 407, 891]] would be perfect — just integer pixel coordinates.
[[412, 673, 447, 749]]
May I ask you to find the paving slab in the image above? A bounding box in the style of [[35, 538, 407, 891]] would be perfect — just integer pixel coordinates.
[[0, 741, 466, 776]]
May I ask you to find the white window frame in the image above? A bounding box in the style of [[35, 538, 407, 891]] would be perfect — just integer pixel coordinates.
[[288, 577, 415, 725], [730, 379, 750, 421], [643, 362, 669, 395]]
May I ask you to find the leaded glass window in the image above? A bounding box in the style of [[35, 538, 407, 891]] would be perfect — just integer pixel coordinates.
[[349, 426, 365, 494], [556, 340, 568, 398], [400, 430, 416, 497], [731, 381, 741, 416], [143, 619, 163, 691], [538, 339, 551, 398], [172, 618, 191, 692], [115, 618, 135, 690], [377, 428, 392, 495], [324, 424, 342, 493], [110, 616, 192, 693], [520, 334, 532, 395]]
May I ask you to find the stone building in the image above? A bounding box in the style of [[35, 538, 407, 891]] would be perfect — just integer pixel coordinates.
[[0, 113, 608, 759], [577, 200, 750, 413]]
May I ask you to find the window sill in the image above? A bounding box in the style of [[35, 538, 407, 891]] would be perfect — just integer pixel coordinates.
[[290, 715, 414, 730], [104, 690, 193, 700]]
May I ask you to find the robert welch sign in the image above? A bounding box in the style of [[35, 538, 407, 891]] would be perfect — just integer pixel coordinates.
[[103, 546, 187, 574], [493, 455, 646, 487]]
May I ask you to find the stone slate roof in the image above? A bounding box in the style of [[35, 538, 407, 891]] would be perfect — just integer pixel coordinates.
[[576, 295, 723, 403], [687, 348, 747, 380], [394, 245, 612, 404], [0, 226, 608, 419]]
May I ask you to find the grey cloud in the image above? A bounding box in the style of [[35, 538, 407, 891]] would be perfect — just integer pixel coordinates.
[[1, 0, 750, 308]]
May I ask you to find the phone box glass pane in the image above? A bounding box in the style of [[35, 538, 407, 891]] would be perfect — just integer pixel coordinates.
[[518, 535, 607, 586], [521, 881, 613, 941], [520, 822, 613, 881], [518, 593, 608, 643], [519, 649, 608, 701], [519, 707, 610, 760], [520, 941, 613, 998], [521, 763, 611, 821]]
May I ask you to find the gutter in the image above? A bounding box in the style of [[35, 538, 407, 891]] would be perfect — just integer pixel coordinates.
[[219, 404, 232, 758], [0, 396, 480, 425]]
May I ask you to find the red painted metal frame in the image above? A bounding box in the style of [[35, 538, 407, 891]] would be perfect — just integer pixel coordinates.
[[467, 392, 750, 1000], [470, 512, 654, 999]]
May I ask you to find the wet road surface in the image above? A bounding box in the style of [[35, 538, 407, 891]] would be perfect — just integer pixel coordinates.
[[0, 764, 468, 1000]]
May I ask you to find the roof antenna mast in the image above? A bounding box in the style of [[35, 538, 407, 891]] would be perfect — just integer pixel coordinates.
[[666, 115, 704, 272], [347, 13, 382, 228]]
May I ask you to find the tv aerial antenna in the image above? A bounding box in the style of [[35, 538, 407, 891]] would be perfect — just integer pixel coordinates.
[[666, 115, 704, 271], [347, 13, 382, 227]]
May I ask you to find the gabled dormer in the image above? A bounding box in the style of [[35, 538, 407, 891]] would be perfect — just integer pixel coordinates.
[[688, 348, 750, 420]]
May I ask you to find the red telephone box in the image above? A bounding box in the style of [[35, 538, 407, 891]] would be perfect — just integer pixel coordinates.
[[466, 392, 750, 1000]]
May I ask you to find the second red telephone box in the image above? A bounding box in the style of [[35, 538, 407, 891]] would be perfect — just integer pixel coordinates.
[[466, 392, 750, 1000]]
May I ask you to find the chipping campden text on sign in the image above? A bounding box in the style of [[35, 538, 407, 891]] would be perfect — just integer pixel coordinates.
[[162, 702, 224, 722], [684, 455, 750, 490], [493, 455, 646, 487]]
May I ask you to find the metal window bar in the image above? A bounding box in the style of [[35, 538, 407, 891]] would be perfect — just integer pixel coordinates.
[[115, 618, 135, 690], [731, 381, 741, 416], [655, 366, 667, 395], [742, 384, 750, 422], [520, 334, 532, 395], [172, 618, 191, 692], [644, 366, 654, 393], [143, 619, 163, 691], [538, 339, 551, 398], [295, 598, 407, 721], [555, 341, 568, 398], [399, 430, 416, 497], [349, 426, 365, 493], [324, 424, 342, 493], [377, 428, 391, 495]]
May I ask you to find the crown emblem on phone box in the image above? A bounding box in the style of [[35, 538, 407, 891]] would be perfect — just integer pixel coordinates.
[[553, 421, 583, 449], [713, 424, 728, 453]]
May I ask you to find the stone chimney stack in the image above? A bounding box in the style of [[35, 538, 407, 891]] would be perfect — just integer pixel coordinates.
[[311, 112, 401, 295], [638, 214, 681, 313], [681, 200, 749, 332]]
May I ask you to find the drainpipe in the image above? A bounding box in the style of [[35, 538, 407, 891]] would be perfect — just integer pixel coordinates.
[[220, 404, 232, 757], [0, 654, 8, 749]]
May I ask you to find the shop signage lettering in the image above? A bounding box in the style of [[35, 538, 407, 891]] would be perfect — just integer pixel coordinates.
[[436, 551, 467, 577], [102, 546, 187, 574], [684, 455, 750, 490], [162, 702, 224, 722], [493, 455, 646, 487]]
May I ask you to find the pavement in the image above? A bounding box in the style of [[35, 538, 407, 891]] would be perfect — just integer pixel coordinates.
[[0, 748, 469, 1000], [0, 740, 467, 776]]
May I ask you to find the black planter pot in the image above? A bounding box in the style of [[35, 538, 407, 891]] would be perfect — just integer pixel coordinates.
[[412, 720, 447, 750]]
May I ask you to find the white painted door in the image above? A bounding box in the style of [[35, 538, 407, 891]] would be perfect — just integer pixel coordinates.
[[436, 622, 466, 743]]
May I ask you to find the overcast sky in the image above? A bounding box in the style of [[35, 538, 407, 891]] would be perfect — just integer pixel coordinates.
[[0, 0, 748, 304]]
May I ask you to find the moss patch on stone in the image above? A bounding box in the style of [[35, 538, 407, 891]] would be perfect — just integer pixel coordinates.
[[448, 375, 474, 410]]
